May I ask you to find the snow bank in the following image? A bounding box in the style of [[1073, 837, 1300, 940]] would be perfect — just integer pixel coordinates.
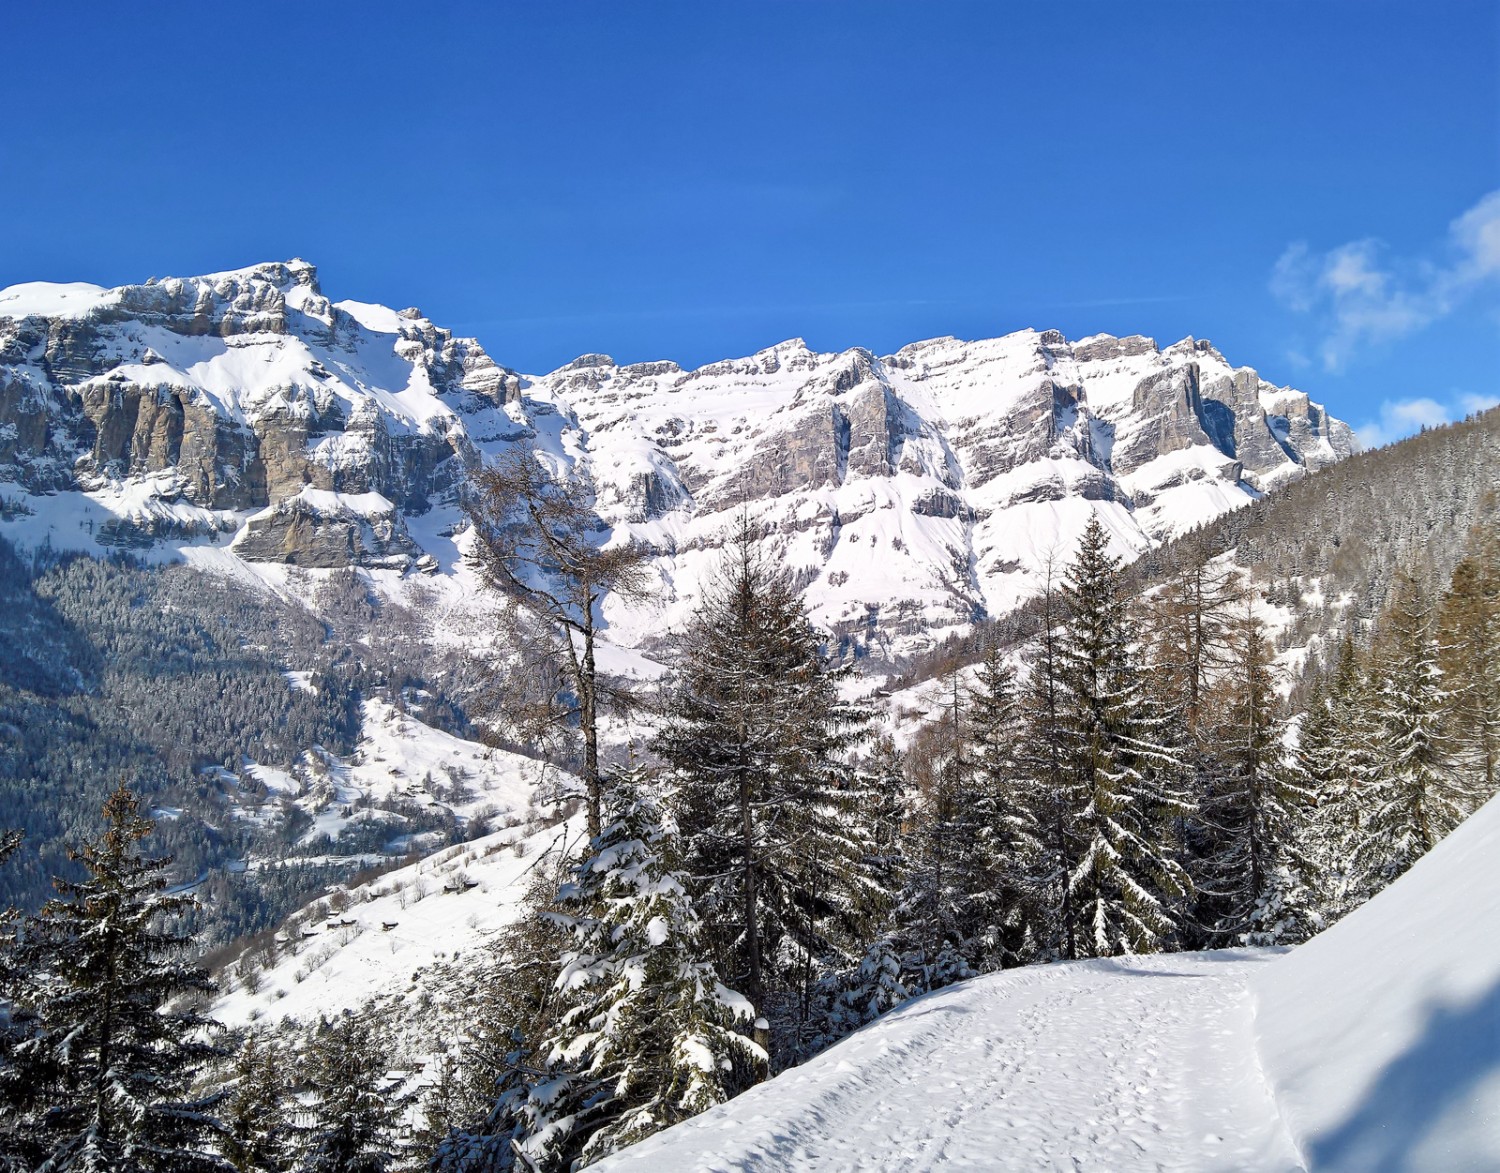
[[1253, 793, 1500, 1173]]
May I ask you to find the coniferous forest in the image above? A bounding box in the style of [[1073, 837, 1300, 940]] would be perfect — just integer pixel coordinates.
[[0, 413, 1497, 1170]]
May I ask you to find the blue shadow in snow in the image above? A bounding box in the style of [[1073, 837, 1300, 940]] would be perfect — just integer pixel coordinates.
[[1307, 974, 1500, 1172]]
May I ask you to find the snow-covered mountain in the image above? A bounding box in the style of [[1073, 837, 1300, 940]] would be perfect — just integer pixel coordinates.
[[0, 261, 1355, 662]]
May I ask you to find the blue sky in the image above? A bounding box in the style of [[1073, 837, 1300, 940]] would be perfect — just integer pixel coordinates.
[[1, 2, 1495, 444]]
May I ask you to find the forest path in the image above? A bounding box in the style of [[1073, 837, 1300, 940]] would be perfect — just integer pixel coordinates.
[[596, 949, 1303, 1172]]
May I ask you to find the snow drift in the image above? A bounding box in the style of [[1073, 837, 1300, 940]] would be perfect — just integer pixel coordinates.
[[1253, 792, 1500, 1172]]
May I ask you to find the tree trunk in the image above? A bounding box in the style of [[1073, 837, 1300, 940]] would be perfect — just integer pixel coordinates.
[[581, 600, 601, 839]]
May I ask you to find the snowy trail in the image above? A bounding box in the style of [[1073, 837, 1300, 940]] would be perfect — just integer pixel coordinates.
[[596, 950, 1303, 1172]]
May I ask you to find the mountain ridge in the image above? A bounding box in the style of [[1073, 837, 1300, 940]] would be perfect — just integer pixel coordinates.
[[0, 260, 1357, 663]]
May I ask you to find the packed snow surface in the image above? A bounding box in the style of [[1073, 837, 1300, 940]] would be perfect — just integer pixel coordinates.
[[598, 796, 1500, 1171], [597, 950, 1300, 1172]]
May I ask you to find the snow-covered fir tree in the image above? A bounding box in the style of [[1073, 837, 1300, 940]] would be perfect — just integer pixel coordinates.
[[653, 517, 872, 1068], [965, 645, 1040, 965], [218, 1031, 291, 1173], [1011, 559, 1081, 962], [1351, 570, 1471, 893], [1053, 516, 1193, 957], [293, 1013, 412, 1173], [428, 866, 572, 1173], [0, 784, 227, 1173], [895, 670, 989, 988], [511, 767, 763, 1171]]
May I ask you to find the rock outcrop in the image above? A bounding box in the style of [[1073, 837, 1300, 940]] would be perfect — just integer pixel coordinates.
[[0, 262, 1357, 660]]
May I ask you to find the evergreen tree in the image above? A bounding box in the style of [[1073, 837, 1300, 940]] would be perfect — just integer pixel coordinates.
[[3, 784, 227, 1173], [428, 868, 571, 1173], [653, 518, 871, 1067], [0, 828, 43, 1173], [512, 768, 763, 1170], [896, 670, 989, 987], [965, 646, 1039, 965], [219, 1031, 291, 1173], [1195, 603, 1318, 944], [293, 1013, 411, 1173], [1352, 570, 1471, 893], [1438, 518, 1500, 798], [1296, 635, 1381, 921], [1012, 559, 1079, 961], [1054, 516, 1193, 957]]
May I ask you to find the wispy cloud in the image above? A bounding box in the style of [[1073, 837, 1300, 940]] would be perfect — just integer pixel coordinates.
[[1270, 189, 1500, 371], [1355, 391, 1499, 449]]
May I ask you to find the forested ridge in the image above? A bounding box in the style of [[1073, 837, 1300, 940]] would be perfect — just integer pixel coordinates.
[[0, 540, 492, 945], [0, 412, 1497, 1170]]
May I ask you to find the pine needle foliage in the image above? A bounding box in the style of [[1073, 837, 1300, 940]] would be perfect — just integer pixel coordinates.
[[2, 784, 228, 1173], [653, 517, 872, 1067]]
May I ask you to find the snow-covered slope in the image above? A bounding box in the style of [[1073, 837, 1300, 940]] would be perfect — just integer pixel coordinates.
[[0, 262, 1355, 663], [1253, 793, 1500, 1173], [215, 815, 585, 1035], [587, 796, 1500, 1172]]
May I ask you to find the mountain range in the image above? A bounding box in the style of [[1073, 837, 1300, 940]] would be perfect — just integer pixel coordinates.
[[0, 260, 1356, 663]]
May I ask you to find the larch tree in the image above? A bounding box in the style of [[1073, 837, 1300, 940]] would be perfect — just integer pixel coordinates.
[[1139, 553, 1240, 734], [1437, 518, 1500, 798], [465, 444, 651, 838]]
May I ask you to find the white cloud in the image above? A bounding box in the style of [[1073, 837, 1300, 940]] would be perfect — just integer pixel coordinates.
[[1271, 189, 1500, 371], [1354, 392, 1497, 449]]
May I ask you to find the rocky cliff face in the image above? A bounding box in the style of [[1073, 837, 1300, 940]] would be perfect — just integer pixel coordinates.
[[0, 262, 1356, 662]]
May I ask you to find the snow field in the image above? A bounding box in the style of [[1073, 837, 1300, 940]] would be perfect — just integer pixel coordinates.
[[214, 814, 586, 1030]]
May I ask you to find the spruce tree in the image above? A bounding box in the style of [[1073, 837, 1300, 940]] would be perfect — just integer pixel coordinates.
[[896, 670, 989, 988], [219, 1031, 291, 1173], [3, 784, 227, 1173], [1054, 516, 1192, 957], [965, 645, 1039, 965], [513, 768, 763, 1170], [1353, 570, 1470, 892], [293, 1013, 411, 1173], [429, 868, 571, 1173], [1012, 559, 1079, 961], [653, 517, 871, 1067], [1296, 635, 1381, 921], [0, 828, 43, 1173]]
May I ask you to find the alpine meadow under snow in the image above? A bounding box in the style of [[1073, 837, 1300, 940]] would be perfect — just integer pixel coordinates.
[[0, 259, 1496, 1173]]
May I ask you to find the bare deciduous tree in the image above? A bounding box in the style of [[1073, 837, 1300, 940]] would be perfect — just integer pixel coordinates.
[[464, 445, 651, 836]]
